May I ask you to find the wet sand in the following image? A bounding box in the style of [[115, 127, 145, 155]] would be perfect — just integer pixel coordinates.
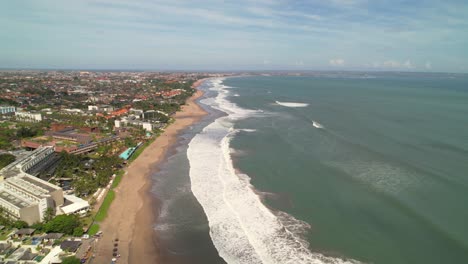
[[94, 81, 208, 264]]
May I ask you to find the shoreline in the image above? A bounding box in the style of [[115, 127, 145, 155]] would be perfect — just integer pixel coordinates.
[[93, 80, 208, 264]]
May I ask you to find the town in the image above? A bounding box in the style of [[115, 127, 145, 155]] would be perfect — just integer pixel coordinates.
[[0, 70, 227, 264]]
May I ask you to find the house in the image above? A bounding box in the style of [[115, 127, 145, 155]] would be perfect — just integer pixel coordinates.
[[5, 247, 37, 262], [13, 228, 35, 239], [60, 240, 82, 253], [42, 233, 63, 246], [0, 242, 13, 256]]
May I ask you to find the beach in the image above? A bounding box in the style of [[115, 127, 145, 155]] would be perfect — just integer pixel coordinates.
[[93, 81, 207, 264]]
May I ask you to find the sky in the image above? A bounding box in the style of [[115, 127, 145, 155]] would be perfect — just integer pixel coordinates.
[[1, 0, 468, 72]]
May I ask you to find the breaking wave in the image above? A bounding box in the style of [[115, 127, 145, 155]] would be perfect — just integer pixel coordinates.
[[187, 78, 360, 264], [276, 101, 309, 108]]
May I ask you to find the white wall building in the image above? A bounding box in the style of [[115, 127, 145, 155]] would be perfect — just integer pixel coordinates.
[[0, 147, 63, 225], [88, 105, 99, 111], [15, 111, 42, 122], [114, 118, 154, 132], [142, 122, 153, 132], [0, 106, 16, 115]]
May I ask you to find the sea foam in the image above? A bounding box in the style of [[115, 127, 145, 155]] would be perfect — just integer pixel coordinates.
[[276, 101, 309, 108], [187, 78, 360, 264]]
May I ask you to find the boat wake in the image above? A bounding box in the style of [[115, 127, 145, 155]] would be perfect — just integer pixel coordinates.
[[276, 101, 309, 108], [187, 78, 360, 264], [313, 121, 324, 129]]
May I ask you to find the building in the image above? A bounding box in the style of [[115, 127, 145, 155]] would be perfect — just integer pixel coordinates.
[[46, 127, 92, 145], [88, 105, 98, 111], [0, 147, 64, 225], [0, 106, 16, 115], [115, 118, 155, 132], [141, 122, 153, 132], [88, 104, 114, 112], [60, 195, 89, 216], [15, 111, 42, 122]]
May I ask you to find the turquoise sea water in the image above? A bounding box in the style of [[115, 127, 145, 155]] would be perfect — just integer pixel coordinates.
[[221, 74, 468, 264]]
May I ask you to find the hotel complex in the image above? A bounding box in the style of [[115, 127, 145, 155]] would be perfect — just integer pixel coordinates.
[[15, 111, 42, 122], [0, 147, 87, 225], [0, 106, 16, 115]]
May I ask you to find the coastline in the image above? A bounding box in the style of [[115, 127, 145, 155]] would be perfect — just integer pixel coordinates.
[[93, 80, 208, 264]]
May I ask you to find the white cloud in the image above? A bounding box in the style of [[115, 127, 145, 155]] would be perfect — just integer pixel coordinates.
[[329, 58, 345, 66]]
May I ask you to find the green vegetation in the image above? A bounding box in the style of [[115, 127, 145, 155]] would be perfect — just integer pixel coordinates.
[[62, 256, 81, 264], [43, 214, 82, 235], [0, 121, 47, 150], [0, 98, 19, 106], [55, 151, 122, 197], [88, 223, 100, 236], [94, 190, 115, 222], [128, 137, 155, 163], [111, 170, 124, 189], [0, 206, 83, 236], [16, 126, 43, 138], [0, 153, 15, 169]]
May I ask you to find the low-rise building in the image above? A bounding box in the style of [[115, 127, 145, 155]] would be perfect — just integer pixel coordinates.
[[15, 111, 42, 122], [115, 118, 155, 132], [0, 106, 16, 115], [60, 195, 89, 216]]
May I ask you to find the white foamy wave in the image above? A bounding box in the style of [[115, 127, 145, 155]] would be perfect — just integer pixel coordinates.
[[233, 93, 240, 97], [188, 78, 360, 264], [313, 121, 324, 129], [276, 101, 309, 108], [240, 129, 257, 133]]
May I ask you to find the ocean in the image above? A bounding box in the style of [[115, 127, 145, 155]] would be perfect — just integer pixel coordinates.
[[154, 73, 468, 264]]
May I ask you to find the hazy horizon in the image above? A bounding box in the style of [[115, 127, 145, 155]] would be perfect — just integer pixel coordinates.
[[1, 0, 468, 73]]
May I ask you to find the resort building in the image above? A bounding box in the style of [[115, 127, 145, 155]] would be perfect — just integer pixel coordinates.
[[45, 127, 92, 145], [0, 147, 64, 225], [15, 111, 42, 122], [60, 195, 90, 216], [0, 106, 16, 115], [115, 118, 155, 132]]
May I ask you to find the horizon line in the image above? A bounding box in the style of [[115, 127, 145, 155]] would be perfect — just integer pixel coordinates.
[[0, 67, 466, 75]]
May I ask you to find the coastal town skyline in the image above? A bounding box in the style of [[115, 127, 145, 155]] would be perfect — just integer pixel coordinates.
[[2, 0, 468, 73]]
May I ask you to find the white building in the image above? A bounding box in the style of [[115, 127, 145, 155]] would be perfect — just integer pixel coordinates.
[[0, 106, 16, 115], [0, 147, 64, 225], [60, 195, 89, 216], [88, 105, 114, 112], [114, 118, 154, 132], [88, 105, 98, 111], [141, 122, 153, 132], [15, 111, 42, 122]]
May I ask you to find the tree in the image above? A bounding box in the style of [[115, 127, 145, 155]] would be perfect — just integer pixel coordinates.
[[62, 256, 81, 264], [44, 214, 82, 235], [13, 220, 28, 229], [0, 154, 15, 169], [43, 208, 54, 222], [73, 227, 84, 237], [31, 222, 44, 232], [0, 208, 13, 226]]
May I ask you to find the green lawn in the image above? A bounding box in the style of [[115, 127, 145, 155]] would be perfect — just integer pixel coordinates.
[[111, 170, 124, 189], [88, 224, 100, 236], [0, 230, 11, 240], [94, 190, 115, 222]]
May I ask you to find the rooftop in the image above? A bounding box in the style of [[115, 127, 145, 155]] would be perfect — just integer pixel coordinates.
[[0, 190, 31, 209]]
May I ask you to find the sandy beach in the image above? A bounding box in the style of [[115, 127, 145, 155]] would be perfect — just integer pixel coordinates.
[[93, 81, 208, 264]]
